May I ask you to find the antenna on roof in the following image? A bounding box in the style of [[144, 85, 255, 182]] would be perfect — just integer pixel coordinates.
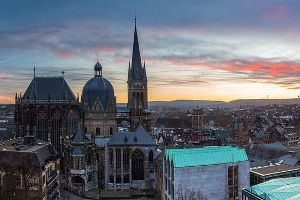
[[97, 53, 99, 62], [34, 66, 35, 77]]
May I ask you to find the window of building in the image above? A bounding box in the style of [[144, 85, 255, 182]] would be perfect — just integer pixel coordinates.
[[124, 174, 129, 183], [228, 165, 238, 198], [116, 175, 121, 183], [116, 148, 121, 167], [96, 127, 100, 136], [123, 148, 129, 168], [109, 148, 113, 166], [149, 150, 154, 163], [110, 127, 113, 135], [132, 149, 144, 180], [109, 174, 114, 183]]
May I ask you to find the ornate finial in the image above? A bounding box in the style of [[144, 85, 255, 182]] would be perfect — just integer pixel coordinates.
[[34, 66, 35, 77], [97, 53, 99, 62], [62, 71, 65, 77], [134, 9, 136, 25]]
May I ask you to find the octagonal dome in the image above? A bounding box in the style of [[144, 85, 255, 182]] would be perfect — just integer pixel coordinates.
[[82, 62, 116, 111]]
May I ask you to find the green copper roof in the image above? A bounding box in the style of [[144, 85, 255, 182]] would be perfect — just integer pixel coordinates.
[[245, 177, 300, 200], [165, 146, 248, 168]]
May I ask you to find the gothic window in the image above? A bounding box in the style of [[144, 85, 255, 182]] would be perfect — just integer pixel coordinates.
[[123, 148, 129, 168], [109, 174, 114, 183], [132, 149, 144, 180], [109, 148, 113, 166], [124, 174, 129, 183], [110, 127, 113, 135], [108, 99, 115, 110], [86, 147, 92, 164], [37, 106, 48, 142], [83, 100, 89, 110], [93, 98, 103, 110], [84, 127, 87, 133], [116, 175, 121, 183], [141, 92, 144, 107], [67, 109, 79, 139], [96, 127, 100, 136], [116, 148, 121, 167], [149, 150, 154, 163], [51, 107, 62, 156]]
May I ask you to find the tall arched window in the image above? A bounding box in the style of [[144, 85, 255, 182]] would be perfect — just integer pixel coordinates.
[[132, 149, 144, 180], [51, 107, 62, 156], [110, 127, 113, 135], [96, 127, 100, 136], [116, 148, 121, 167], [116, 175, 121, 183], [37, 106, 48, 142], [123, 148, 129, 168], [109, 174, 114, 183], [124, 173, 129, 183], [109, 148, 113, 166], [149, 150, 154, 163], [67, 109, 79, 139]]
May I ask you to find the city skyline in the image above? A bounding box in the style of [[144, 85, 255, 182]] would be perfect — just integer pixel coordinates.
[[1, 1, 300, 104]]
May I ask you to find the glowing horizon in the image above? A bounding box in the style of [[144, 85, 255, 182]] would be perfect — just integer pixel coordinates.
[[1, 1, 300, 104]]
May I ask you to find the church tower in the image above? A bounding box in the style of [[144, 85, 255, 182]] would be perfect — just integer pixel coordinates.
[[127, 18, 150, 131]]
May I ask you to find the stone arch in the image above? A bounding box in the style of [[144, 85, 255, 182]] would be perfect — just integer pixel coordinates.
[[92, 97, 103, 110]]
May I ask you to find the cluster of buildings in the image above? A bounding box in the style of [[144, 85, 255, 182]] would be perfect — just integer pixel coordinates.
[[1, 20, 300, 200]]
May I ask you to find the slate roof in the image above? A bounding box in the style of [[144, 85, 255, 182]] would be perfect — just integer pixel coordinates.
[[71, 129, 88, 143], [128, 20, 147, 81], [22, 76, 76, 101], [278, 155, 300, 166], [0, 143, 59, 172], [70, 146, 85, 155], [214, 130, 233, 139], [263, 143, 288, 151], [107, 125, 155, 146], [245, 177, 300, 200], [82, 63, 116, 111], [165, 146, 248, 168]]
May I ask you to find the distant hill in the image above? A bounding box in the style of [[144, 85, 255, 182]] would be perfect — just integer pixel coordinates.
[[145, 99, 300, 109]]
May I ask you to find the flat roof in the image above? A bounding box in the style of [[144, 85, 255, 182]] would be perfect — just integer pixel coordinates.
[[251, 164, 300, 176]]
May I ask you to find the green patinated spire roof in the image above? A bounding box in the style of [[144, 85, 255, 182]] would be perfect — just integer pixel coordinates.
[[165, 146, 248, 168]]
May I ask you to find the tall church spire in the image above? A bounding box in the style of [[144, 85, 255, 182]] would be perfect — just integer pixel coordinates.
[[130, 16, 145, 80]]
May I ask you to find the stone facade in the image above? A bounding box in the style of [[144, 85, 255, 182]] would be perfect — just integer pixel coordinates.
[[163, 147, 250, 200], [104, 125, 158, 191]]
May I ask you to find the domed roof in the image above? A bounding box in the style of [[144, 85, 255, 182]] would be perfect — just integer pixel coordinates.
[[94, 61, 102, 70], [82, 62, 116, 111]]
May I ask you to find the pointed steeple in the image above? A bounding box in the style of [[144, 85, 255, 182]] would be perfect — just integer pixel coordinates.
[[143, 61, 147, 81], [128, 61, 132, 81], [130, 16, 143, 80]]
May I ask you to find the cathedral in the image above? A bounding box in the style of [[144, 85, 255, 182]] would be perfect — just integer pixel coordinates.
[[14, 19, 158, 193]]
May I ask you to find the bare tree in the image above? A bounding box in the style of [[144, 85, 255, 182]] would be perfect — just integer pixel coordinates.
[[0, 155, 41, 200], [176, 183, 208, 200]]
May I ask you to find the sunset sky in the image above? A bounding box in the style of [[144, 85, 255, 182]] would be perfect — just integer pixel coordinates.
[[1, 0, 300, 104]]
